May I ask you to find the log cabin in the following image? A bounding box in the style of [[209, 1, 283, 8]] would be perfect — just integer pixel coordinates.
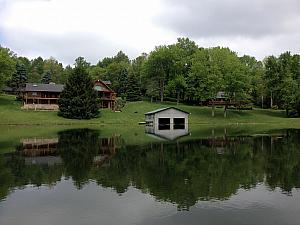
[[22, 80, 116, 110], [22, 83, 64, 110], [94, 80, 116, 109]]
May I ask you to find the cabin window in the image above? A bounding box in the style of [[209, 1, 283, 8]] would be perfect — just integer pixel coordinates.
[[158, 118, 170, 130], [173, 118, 185, 129], [32, 92, 37, 96]]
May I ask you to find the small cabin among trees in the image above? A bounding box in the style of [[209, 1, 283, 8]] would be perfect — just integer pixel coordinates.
[[94, 80, 116, 109], [22, 83, 64, 110]]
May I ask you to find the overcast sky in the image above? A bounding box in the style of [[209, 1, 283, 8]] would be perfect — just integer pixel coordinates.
[[0, 0, 299, 65]]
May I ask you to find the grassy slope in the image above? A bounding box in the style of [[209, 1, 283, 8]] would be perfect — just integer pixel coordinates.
[[1, 93, 300, 153], [1, 94, 300, 126]]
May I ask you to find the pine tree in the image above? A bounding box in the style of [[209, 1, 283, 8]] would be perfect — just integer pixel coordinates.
[[58, 65, 99, 119], [41, 71, 52, 84], [126, 73, 141, 101], [8, 62, 28, 91], [117, 67, 128, 95]]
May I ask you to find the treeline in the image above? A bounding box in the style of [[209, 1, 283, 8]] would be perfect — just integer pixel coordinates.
[[1, 37, 299, 115]]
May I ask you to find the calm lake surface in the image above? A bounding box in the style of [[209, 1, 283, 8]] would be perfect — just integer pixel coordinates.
[[1, 127, 300, 225]]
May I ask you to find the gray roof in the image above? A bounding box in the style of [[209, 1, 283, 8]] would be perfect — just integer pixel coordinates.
[[145, 107, 190, 115], [25, 83, 64, 92], [102, 80, 112, 85]]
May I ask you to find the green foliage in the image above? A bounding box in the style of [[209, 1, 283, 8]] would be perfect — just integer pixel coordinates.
[[144, 45, 177, 102], [1, 38, 300, 116], [188, 47, 250, 102], [43, 57, 64, 84], [28, 56, 44, 83], [58, 65, 99, 119], [41, 71, 52, 84], [167, 75, 187, 103], [281, 73, 297, 116], [264, 52, 300, 115], [0, 46, 16, 88], [125, 72, 141, 101], [8, 62, 28, 91], [115, 97, 126, 111]]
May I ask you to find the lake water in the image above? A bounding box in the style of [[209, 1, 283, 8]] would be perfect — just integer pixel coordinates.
[[0, 127, 300, 225]]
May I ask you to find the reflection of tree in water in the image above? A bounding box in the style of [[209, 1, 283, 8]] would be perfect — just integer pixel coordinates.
[[0, 155, 14, 200], [264, 129, 300, 191], [1, 129, 300, 210], [92, 131, 300, 210], [0, 153, 63, 200], [57, 129, 100, 188]]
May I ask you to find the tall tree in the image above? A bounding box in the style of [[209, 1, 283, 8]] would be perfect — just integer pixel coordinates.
[[43, 57, 64, 84], [28, 57, 44, 83], [0, 46, 16, 88], [280, 73, 297, 116], [58, 63, 99, 119], [8, 62, 28, 92], [41, 71, 52, 84], [144, 45, 176, 102], [188, 48, 223, 116], [131, 53, 148, 95], [240, 55, 265, 108], [264, 56, 280, 108], [166, 75, 187, 105], [125, 72, 141, 101]]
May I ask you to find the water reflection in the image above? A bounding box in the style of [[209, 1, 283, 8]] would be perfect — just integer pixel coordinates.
[[1, 129, 300, 211], [145, 122, 189, 140]]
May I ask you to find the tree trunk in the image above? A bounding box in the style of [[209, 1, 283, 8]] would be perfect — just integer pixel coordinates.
[[212, 103, 215, 117], [270, 91, 273, 108], [160, 80, 164, 102], [224, 104, 227, 118], [177, 92, 179, 105], [286, 108, 289, 117], [261, 95, 264, 109]]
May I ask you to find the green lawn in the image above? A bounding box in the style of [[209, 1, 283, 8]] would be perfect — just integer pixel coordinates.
[[0, 93, 300, 154], [1, 94, 300, 127]]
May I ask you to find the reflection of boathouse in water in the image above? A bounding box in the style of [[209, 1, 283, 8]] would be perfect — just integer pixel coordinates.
[[10, 136, 120, 167], [145, 107, 190, 140]]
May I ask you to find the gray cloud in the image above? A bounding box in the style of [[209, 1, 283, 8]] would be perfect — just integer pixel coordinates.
[[1, 28, 139, 65], [158, 0, 300, 38]]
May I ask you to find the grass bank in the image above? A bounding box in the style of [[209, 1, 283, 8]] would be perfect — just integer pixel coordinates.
[[0, 94, 300, 128], [1, 94, 300, 127]]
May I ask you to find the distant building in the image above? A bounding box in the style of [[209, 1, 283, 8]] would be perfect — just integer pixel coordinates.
[[94, 80, 116, 109], [21, 81, 117, 110], [22, 83, 64, 110], [145, 107, 190, 140]]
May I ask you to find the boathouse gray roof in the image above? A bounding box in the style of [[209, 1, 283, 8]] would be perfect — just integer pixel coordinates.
[[144, 107, 190, 115], [25, 83, 64, 92]]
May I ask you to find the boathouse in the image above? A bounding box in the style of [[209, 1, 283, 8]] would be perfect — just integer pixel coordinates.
[[145, 107, 190, 140], [145, 107, 189, 129]]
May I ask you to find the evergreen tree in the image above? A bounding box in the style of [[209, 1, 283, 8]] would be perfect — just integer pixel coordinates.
[[58, 65, 99, 119], [8, 62, 27, 91], [117, 67, 128, 96], [41, 71, 52, 84], [126, 73, 141, 101]]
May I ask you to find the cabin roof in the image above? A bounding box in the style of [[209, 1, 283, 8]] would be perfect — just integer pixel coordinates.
[[102, 80, 112, 85], [94, 80, 115, 93], [145, 107, 190, 115], [25, 83, 64, 92]]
